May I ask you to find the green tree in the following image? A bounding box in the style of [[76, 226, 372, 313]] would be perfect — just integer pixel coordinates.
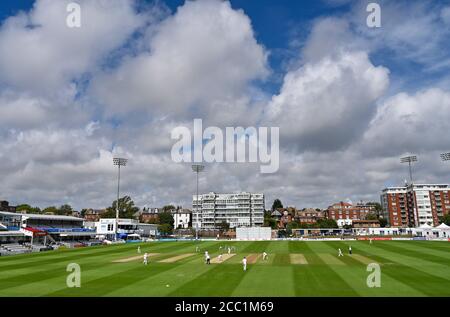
[[159, 223, 173, 236], [42, 206, 58, 215], [271, 199, 283, 211], [158, 211, 174, 226], [264, 214, 277, 229], [379, 217, 388, 228], [102, 196, 140, 219], [57, 204, 73, 215], [367, 202, 382, 216], [366, 212, 378, 220], [16, 204, 41, 214], [439, 214, 450, 226], [316, 218, 338, 228]]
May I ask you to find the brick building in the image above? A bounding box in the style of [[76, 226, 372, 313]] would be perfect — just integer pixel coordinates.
[[326, 202, 375, 221], [381, 184, 450, 227]]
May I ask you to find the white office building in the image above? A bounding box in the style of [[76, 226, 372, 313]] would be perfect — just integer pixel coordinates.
[[192, 192, 264, 229]]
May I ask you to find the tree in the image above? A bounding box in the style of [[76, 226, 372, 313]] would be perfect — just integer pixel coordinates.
[[439, 214, 450, 226], [57, 204, 73, 215], [272, 199, 283, 211], [286, 221, 300, 235], [366, 212, 378, 221], [158, 211, 174, 227], [367, 202, 382, 215], [264, 214, 277, 229], [16, 204, 41, 214], [102, 196, 140, 219], [159, 223, 173, 236], [316, 218, 338, 228], [43, 206, 58, 215], [379, 217, 388, 228]]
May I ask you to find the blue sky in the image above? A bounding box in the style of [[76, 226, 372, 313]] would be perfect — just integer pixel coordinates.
[[0, 0, 450, 210]]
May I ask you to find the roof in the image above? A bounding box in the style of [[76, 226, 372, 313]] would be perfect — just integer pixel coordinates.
[[22, 214, 83, 221], [419, 223, 433, 229], [0, 211, 22, 217], [435, 223, 450, 229]]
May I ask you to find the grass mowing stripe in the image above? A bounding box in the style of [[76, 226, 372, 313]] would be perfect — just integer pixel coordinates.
[[387, 241, 450, 260], [364, 242, 450, 281], [321, 241, 426, 297], [375, 242, 450, 265], [0, 242, 200, 287], [349, 249, 450, 296], [168, 263, 246, 297], [0, 241, 197, 275], [46, 264, 182, 297], [289, 241, 359, 296]]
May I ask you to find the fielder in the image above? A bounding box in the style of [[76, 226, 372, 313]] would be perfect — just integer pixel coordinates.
[[206, 253, 211, 265], [263, 252, 268, 260], [338, 248, 343, 257], [137, 246, 141, 254], [348, 246, 352, 255], [228, 247, 231, 255], [242, 257, 247, 271], [143, 252, 148, 265]]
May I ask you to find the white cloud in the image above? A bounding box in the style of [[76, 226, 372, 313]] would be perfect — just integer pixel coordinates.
[[0, 0, 147, 95], [362, 88, 450, 156], [91, 0, 268, 117], [266, 51, 389, 152]]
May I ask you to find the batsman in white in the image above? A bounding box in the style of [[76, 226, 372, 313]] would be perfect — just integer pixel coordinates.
[[242, 257, 247, 271], [143, 252, 148, 265]]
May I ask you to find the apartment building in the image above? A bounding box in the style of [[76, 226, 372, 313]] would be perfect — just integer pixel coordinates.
[[380, 187, 409, 227], [326, 202, 375, 221], [192, 192, 264, 229], [381, 184, 450, 227]]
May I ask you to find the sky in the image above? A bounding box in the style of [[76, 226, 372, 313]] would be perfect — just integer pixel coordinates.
[[0, 0, 450, 210]]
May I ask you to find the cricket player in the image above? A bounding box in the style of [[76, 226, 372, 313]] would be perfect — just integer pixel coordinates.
[[143, 253, 148, 265], [348, 246, 352, 255], [137, 246, 141, 254], [195, 246, 200, 253], [338, 248, 343, 257], [206, 253, 211, 265], [242, 257, 247, 271], [218, 254, 223, 262], [369, 238, 373, 244], [263, 252, 268, 260], [228, 247, 231, 255], [204, 251, 209, 263]]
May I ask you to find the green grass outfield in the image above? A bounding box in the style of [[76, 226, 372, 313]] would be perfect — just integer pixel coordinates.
[[0, 240, 449, 297]]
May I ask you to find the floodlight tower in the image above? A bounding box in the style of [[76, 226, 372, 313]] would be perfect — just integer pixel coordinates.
[[400, 155, 418, 184], [441, 152, 450, 162], [191, 164, 205, 240], [113, 157, 128, 241]]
